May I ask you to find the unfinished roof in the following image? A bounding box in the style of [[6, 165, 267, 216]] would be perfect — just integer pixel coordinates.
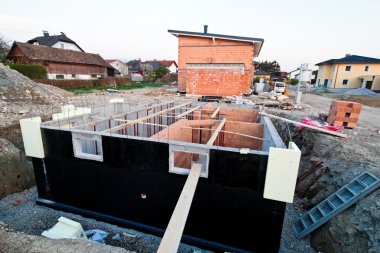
[[168, 29, 264, 57], [316, 55, 380, 65], [9, 42, 109, 67]]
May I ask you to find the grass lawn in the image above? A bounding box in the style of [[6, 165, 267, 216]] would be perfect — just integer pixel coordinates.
[[66, 82, 162, 95]]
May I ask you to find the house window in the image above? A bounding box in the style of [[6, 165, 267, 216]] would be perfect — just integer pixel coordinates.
[[317, 79, 320, 86], [72, 133, 103, 162], [319, 66, 323, 73], [323, 79, 329, 86], [91, 74, 97, 78], [345, 66, 351, 71], [332, 65, 335, 73], [61, 43, 64, 49], [365, 66, 369, 72], [342, 79, 349, 85], [56, 74, 64, 79], [71, 74, 76, 78]]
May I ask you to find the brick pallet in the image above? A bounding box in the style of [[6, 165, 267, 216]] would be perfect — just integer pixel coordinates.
[[327, 100, 362, 128]]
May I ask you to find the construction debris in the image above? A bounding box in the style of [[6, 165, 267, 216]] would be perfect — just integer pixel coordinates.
[[41, 217, 87, 240], [260, 111, 348, 138]]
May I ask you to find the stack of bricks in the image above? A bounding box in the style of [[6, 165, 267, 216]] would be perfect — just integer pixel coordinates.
[[327, 100, 362, 128]]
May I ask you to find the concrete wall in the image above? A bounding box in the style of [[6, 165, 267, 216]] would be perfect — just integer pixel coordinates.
[[177, 35, 254, 94], [316, 63, 380, 90]]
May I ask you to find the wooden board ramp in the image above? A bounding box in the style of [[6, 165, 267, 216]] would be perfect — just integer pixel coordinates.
[[157, 164, 202, 253]]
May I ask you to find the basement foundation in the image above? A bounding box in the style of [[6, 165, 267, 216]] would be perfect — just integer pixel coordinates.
[[21, 100, 299, 253]]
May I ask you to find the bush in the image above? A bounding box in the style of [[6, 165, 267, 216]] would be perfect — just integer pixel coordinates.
[[8, 64, 47, 79], [286, 78, 298, 85], [155, 66, 169, 79]]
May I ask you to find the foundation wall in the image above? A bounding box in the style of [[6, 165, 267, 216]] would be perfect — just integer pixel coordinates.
[[34, 127, 285, 253]]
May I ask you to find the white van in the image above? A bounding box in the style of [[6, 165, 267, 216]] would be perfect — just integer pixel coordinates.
[[273, 82, 286, 94]]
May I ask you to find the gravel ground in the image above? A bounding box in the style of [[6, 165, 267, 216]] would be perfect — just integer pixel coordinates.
[[0, 186, 315, 253], [0, 187, 209, 253]]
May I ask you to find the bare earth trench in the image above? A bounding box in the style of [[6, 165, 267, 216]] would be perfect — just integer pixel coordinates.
[[1, 84, 380, 252]]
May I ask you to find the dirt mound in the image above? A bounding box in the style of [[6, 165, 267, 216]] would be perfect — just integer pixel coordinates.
[[155, 73, 178, 85], [0, 138, 35, 199], [269, 107, 380, 253], [0, 63, 70, 127]]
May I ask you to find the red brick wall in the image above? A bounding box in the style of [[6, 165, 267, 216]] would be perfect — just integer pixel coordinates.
[[177, 35, 255, 94], [186, 68, 250, 96]]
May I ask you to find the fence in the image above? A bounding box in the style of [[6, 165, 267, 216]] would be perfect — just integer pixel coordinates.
[[34, 76, 132, 89]]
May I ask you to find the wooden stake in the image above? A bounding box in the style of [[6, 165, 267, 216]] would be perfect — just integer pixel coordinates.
[[157, 164, 201, 253], [207, 118, 227, 145], [211, 108, 220, 119], [260, 112, 348, 138]]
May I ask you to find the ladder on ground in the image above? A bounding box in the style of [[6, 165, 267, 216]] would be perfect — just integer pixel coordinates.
[[293, 171, 380, 238]]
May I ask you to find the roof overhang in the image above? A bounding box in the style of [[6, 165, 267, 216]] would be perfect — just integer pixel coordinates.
[[168, 29, 264, 57]]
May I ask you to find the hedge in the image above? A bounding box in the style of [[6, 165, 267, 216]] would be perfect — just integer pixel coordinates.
[[8, 64, 47, 79]]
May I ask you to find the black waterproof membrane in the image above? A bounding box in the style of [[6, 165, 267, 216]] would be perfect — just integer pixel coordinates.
[[32, 128, 286, 253]]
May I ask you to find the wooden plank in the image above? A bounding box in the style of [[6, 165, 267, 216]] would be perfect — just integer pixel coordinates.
[[157, 164, 202, 253], [260, 112, 348, 138], [106, 101, 192, 133], [206, 118, 227, 145], [211, 108, 220, 119], [73, 101, 173, 129], [175, 106, 200, 119]]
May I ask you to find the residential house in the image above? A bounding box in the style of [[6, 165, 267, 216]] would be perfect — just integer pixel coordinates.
[[168, 25, 264, 96], [7, 42, 109, 79], [316, 54, 380, 90], [106, 59, 129, 76], [254, 70, 271, 82], [158, 60, 177, 73], [141, 60, 163, 75], [27, 31, 84, 52], [126, 59, 142, 74], [287, 68, 300, 80]]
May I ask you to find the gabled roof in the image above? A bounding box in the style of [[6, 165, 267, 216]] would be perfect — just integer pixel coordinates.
[[126, 60, 141, 71], [106, 59, 126, 65], [168, 29, 264, 57], [142, 60, 164, 71], [8, 42, 109, 67], [27, 33, 85, 52], [317, 55, 380, 65], [158, 60, 178, 68]]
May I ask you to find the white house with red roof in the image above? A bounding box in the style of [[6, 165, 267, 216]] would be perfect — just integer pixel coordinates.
[[158, 60, 178, 73]]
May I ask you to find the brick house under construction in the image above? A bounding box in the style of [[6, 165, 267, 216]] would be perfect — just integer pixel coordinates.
[[168, 25, 264, 96]]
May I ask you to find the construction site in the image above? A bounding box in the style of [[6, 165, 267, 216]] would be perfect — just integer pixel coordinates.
[[0, 7, 380, 251]]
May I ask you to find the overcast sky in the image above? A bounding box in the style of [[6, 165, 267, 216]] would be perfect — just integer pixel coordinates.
[[1, 0, 379, 71]]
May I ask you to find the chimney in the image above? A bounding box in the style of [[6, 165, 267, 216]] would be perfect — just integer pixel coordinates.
[[60, 32, 66, 36], [43, 30, 49, 37], [345, 54, 351, 57], [204, 24, 208, 34]]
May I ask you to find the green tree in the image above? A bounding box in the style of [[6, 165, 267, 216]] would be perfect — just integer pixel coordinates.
[[256, 60, 281, 76], [155, 66, 169, 79], [0, 34, 10, 63]]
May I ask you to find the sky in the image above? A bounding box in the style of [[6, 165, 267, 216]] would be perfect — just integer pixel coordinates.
[[1, 0, 380, 71]]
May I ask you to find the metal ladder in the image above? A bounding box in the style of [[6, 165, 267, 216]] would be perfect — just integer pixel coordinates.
[[293, 171, 380, 238]]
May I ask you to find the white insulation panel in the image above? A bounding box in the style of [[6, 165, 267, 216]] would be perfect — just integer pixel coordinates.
[[263, 142, 301, 203], [19, 117, 45, 158]]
